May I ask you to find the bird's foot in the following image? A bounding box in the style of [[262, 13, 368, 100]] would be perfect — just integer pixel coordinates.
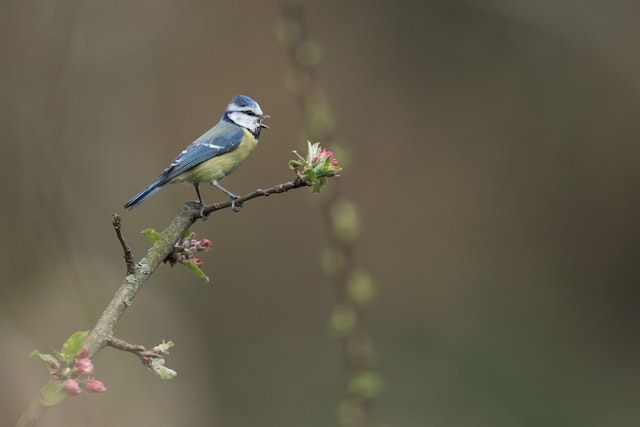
[[198, 204, 210, 220], [230, 197, 243, 213]]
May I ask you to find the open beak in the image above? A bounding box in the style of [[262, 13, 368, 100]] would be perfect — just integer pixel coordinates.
[[259, 114, 270, 129]]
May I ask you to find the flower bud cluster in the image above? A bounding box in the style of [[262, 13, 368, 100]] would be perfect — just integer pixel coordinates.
[[59, 348, 106, 396], [289, 142, 342, 192], [174, 232, 213, 267], [313, 148, 339, 167]]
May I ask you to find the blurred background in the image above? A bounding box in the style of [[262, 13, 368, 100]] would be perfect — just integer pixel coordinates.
[[2, 0, 640, 426]]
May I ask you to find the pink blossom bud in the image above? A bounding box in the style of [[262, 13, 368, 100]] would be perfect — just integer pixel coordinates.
[[331, 159, 338, 167], [201, 239, 212, 249], [313, 156, 319, 163], [63, 379, 82, 396], [325, 150, 334, 158], [78, 347, 89, 359], [84, 379, 106, 393], [193, 258, 202, 266], [75, 358, 94, 375]]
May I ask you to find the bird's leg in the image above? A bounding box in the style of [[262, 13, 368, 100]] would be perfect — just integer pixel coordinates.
[[193, 183, 210, 219], [212, 181, 243, 212]]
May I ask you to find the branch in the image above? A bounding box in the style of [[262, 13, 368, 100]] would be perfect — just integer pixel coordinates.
[[17, 174, 312, 427], [107, 337, 146, 357], [107, 337, 170, 367], [85, 175, 311, 356], [15, 399, 48, 427], [202, 173, 310, 216], [112, 214, 136, 275]]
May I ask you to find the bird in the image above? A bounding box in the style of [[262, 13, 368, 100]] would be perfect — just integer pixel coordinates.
[[124, 95, 269, 217]]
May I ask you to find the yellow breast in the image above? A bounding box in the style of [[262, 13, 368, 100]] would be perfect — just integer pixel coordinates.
[[180, 129, 258, 184]]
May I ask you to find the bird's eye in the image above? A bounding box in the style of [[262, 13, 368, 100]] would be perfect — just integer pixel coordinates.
[[244, 110, 256, 116]]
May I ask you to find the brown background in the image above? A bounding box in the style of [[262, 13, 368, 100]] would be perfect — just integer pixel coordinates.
[[2, 1, 640, 426]]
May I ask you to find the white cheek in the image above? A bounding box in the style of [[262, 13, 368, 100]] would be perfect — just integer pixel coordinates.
[[228, 112, 258, 131]]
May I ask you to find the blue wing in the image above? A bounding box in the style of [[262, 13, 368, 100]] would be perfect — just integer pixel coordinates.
[[158, 128, 244, 184], [124, 127, 244, 209]]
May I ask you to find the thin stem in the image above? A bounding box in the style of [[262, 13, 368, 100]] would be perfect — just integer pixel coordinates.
[[108, 337, 167, 367], [202, 174, 309, 216], [112, 214, 136, 275], [107, 337, 146, 354]]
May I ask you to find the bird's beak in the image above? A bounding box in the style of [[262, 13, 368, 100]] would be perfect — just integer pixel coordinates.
[[259, 114, 270, 129]]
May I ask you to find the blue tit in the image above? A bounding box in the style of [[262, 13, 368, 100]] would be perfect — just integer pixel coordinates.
[[124, 95, 269, 217]]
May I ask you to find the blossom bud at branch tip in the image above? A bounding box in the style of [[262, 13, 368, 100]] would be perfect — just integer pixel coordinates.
[[75, 358, 94, 375], [63, 379, 82, 396], [85, 379, 107, 393], [78, 347, 89, 359]]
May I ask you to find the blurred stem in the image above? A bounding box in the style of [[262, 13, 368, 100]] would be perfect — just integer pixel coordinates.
[[15, 397, 48, 427], [16, 176, 312, 427], [279, 3, 379, 427]]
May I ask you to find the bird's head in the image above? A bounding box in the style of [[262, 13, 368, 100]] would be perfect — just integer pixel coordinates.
[[223, 95, 269, 136]]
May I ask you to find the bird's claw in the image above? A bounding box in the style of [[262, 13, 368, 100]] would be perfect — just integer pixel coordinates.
[[230, 198, 243, 213], [198, 204, 210, 220]]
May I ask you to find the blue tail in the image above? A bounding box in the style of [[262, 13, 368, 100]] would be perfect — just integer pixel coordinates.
[[124, 178, 164, 209]]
